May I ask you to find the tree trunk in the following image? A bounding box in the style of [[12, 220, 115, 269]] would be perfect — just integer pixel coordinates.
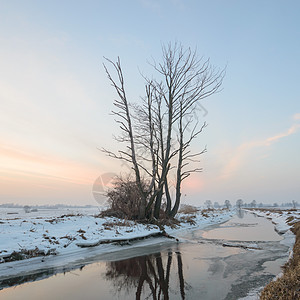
[[164, 181, 172, 215], [170, 105, 183, 218]]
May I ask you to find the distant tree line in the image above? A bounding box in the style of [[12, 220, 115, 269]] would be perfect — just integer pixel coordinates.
[[202, 199, 298, 209]]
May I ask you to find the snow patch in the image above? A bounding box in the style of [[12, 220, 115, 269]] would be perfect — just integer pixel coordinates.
[[0, 207, 233, 280]]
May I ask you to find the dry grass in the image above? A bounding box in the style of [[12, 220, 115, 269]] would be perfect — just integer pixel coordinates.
[[286, 216, 295, 225], [179, 215, 196, 225], [179, 205, 199, 214], [248, 208, 297, 215], [260, 220, 300, 299], [178, 205, 199, 225], [201, 208, 215, 218], [1, 247, 56, 263], [102, 219, 132, 229]]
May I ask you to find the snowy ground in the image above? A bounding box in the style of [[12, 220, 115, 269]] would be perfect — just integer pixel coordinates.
[[0, 207, 233, 280]]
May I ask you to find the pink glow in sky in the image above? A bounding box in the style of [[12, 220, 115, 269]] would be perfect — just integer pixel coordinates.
[[1, 1, 299, 206]]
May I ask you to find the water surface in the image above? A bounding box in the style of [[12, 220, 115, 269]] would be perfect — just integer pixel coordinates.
[[0, 211, 289, 299], [202, 210, 282, 242]]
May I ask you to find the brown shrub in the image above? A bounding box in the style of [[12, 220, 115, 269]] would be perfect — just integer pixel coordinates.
[[100, 176, 149, 220]]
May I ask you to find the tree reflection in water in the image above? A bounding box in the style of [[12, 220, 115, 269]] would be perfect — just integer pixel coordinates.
[[236, 209, 245, 219], [105, 249, 186, 299]]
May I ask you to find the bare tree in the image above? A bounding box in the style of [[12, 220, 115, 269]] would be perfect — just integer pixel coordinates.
[[204, 200, 212, 209], [102, 58, 150, 219], [147, 43, 224, 218], [102, 43, 225, 220], [224, 200, 231, 209], [214, 201, 220, 209]]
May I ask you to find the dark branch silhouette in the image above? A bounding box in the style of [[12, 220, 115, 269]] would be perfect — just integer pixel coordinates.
[[102, 42, 225, 220]]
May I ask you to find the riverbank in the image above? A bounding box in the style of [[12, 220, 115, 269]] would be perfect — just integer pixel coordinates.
[[246, 208, 300, 300], [0, 207, 288, 300], [0, 207, 233, 285], [1, 207, 298, 299]]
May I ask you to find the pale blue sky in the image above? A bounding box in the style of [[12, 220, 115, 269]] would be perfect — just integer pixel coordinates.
[[0, 0, 299, 205]]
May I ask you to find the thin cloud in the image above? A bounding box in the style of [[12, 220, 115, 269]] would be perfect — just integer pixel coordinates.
[[220, 122, 300, 179], [265, 124, 300, 145], [293, 113, 300, 120], [220, 140, 263, 179], [0, 142, 99, 186], [1, 168, 92, 186]]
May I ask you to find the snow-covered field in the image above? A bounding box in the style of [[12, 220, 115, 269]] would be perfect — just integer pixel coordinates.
[[0, 207, 233, 281]]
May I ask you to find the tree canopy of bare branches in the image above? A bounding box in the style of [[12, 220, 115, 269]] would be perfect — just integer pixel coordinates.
[[102, 42, 225, 220]]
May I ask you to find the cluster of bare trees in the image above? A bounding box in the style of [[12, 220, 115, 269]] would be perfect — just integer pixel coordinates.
[[203, 199, 231, 209], [103, 43, 224, 220]]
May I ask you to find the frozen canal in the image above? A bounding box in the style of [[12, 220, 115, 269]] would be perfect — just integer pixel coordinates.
[[0, 211, 290, 299]]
